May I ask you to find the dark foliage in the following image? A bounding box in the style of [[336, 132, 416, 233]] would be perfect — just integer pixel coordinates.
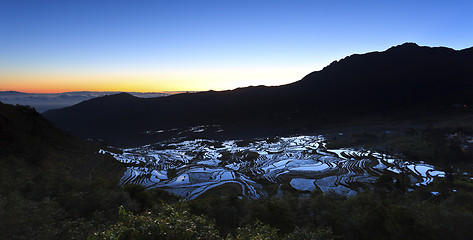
[[185, 190, 473, 240]]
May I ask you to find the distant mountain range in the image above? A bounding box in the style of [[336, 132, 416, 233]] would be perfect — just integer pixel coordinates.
[[43, 43, 473, 146], [0, 91, 169, 112]]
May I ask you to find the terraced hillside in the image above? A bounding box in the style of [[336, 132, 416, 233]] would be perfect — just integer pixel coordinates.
[[101, 136, 446, 199]]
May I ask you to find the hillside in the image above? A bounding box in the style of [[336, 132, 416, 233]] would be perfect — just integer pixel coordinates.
[[0, 102, 127, 239], [0, 102, 124, 180], [43, 43, 473, 146]]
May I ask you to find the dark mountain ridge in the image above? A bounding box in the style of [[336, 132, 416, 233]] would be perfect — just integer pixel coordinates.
[[43, 43, 473, 146]]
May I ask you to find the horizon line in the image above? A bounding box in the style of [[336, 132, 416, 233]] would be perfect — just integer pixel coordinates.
[[0, 90, 198, 95]]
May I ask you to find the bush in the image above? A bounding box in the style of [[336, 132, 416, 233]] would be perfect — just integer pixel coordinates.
[[90, 205, 220, 240], [231, 220, 279, 240]]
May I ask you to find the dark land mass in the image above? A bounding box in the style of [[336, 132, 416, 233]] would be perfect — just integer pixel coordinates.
[[43, 43, 473, 147], [2, 100, 473, 239], [0, 102, 123, 180], [0, 102, 179, 238], [0, 102, 122, 238]]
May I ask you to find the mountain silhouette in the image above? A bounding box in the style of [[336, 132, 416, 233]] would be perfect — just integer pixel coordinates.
[[43, 43, 473, 146]]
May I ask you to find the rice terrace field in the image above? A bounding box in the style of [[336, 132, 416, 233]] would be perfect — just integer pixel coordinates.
[[103, 135, 447, 199]]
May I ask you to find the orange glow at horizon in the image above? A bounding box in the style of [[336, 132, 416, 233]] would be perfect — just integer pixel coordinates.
[[0, 65, 317, 93]]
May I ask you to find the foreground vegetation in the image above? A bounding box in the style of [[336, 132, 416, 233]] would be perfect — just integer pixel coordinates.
[[91, 186, 473, 240]]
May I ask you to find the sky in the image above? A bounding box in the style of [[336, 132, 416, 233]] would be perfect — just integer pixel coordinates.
[[1, 0, 472, 93]]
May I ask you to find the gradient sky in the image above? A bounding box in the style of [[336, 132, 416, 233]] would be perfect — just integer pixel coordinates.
[[1, 0, 472, 93]]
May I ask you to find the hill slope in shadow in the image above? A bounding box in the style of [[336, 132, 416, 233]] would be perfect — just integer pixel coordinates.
[[0, 102, 129, 238]]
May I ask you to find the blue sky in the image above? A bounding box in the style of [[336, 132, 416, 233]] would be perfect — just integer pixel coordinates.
[[1, 0, 472, 92]]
